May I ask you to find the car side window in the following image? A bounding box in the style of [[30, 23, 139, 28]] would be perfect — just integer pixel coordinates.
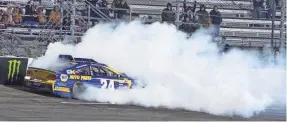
[[75, 66, 90, 76], [91, 66, 107, 76], [102, 67, 118, 77], [91, 66, 118, 77]]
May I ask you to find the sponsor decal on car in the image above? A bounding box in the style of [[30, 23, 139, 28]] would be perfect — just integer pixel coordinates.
[[54, 86, 70, 92], [66, 70, 75, 74], [69, 75, 92, 80], [60, 74, 69, 82]]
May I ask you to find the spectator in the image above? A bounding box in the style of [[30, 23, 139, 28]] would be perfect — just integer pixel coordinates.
[[253, 0, 263, 19], [87, 0, 98, 17], [210, 5, 222, 37], [75, 18, 84, 32], [23, 0, 39, 26], [88, 0, 109, 22], [0, 9, 8, 27], [61, 0, 72, 29], [24, 0, 35, 22], [12, 7, 23, 25], [196, 4, 209, 28], [112, 0, 130, 19], [161, 2, 175, 24], [36, 7, 47, 25], [181, 6, 195, 23], [183, 0, 197, 13], [49, 6, 61, 25], [6, 6, 14, 25], [275, 0, 280, 9], [0, 15, 4, 29], [180, 0, 198, 33], [96, 0, 109, 17], [62, 17, 70, 30], [180, 6, 198, 33], [38, 0, 42, 5], [266, 0, 275, 19]]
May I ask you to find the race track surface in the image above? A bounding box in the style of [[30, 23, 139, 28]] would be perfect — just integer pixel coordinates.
[[0, 85, 285, 121]]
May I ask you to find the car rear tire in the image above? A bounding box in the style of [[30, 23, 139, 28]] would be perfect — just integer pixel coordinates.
[[72, 81, 86, 99]]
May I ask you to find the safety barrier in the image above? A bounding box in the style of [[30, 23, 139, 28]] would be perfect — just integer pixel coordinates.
[[0, 56, 28, 85]]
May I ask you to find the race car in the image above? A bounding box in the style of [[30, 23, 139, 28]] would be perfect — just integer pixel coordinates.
[[24, 54, 135, 98]]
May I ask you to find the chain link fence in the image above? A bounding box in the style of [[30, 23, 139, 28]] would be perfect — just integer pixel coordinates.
[[0, 0, 286, 57]]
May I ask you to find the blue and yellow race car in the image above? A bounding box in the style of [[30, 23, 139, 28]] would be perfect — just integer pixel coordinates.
[[24, 55, 135, 98]]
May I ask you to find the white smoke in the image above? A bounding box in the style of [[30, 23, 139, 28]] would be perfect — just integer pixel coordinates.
[[31, 21, 286, 118]]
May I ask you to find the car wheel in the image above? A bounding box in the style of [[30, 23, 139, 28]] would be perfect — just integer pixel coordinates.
[[72, 81, 86, 99]]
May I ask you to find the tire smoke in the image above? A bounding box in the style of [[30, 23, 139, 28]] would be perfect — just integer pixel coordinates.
[[31, 21, 286, 118]]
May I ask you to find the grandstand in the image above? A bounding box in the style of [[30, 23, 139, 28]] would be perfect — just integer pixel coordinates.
[[0, 0, 286, 57], [118, 0, 286, 47]]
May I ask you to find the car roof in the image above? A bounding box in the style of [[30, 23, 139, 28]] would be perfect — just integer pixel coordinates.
[[67, 62, 108, 70], [71, 62, 120, 74], [73, 62, 106, 67]]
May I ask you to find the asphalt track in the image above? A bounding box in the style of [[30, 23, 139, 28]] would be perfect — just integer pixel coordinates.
[[0, 85, 285, 121]]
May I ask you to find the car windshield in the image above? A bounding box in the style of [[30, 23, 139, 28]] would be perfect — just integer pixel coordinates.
[[120, 73, 128, 77], [104, 66, 129, 78]]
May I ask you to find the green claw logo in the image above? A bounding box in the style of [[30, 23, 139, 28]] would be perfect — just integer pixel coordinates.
[[8, 60, 21, 82]]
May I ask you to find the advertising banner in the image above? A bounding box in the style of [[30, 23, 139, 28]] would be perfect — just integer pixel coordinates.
[[0, 57, 28, 85]]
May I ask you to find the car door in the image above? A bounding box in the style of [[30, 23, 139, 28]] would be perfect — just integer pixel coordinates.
[[90, 65, 126, 90], [68, 65, 92, 85]]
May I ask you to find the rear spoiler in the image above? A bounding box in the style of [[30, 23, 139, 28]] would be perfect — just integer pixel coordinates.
[[27, 67, 56, 74], [58, 55, 75, 62], [58, 54, 98, 64], [74, 58, 98, 63]]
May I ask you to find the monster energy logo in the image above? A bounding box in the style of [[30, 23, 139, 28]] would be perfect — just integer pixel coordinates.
[[8, 59, 21, 82]]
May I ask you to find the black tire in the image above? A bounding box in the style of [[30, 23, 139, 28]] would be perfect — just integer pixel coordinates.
[[72, 81, 86, 99]]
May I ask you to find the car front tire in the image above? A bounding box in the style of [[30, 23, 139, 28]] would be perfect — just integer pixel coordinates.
[[72, 81, 86, 99]]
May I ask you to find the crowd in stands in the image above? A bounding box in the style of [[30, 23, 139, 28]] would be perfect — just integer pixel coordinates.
[[161, 1, 222, 37], [85, 0, 130, 25], [0, 0, 62, 28], [161, 0, 282, 37], [253, 0, 281, 19], [0, 0, 62, 30], [111, 0, 130, 19], [0, 0, 132, 26], [86, 0, 131, 18]]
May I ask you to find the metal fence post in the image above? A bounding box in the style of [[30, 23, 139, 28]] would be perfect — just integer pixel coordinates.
[[71, 0, 76, 43], [60, 3, 63, 39], [130, 9, 132, 22], [271, 0, 276, 48], [175, 0, 181, 28], [280, 0, 286, 48], [88, 4, 91, 26]]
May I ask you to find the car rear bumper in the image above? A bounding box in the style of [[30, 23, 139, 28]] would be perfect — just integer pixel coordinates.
[[24, 79, 53, 93]]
